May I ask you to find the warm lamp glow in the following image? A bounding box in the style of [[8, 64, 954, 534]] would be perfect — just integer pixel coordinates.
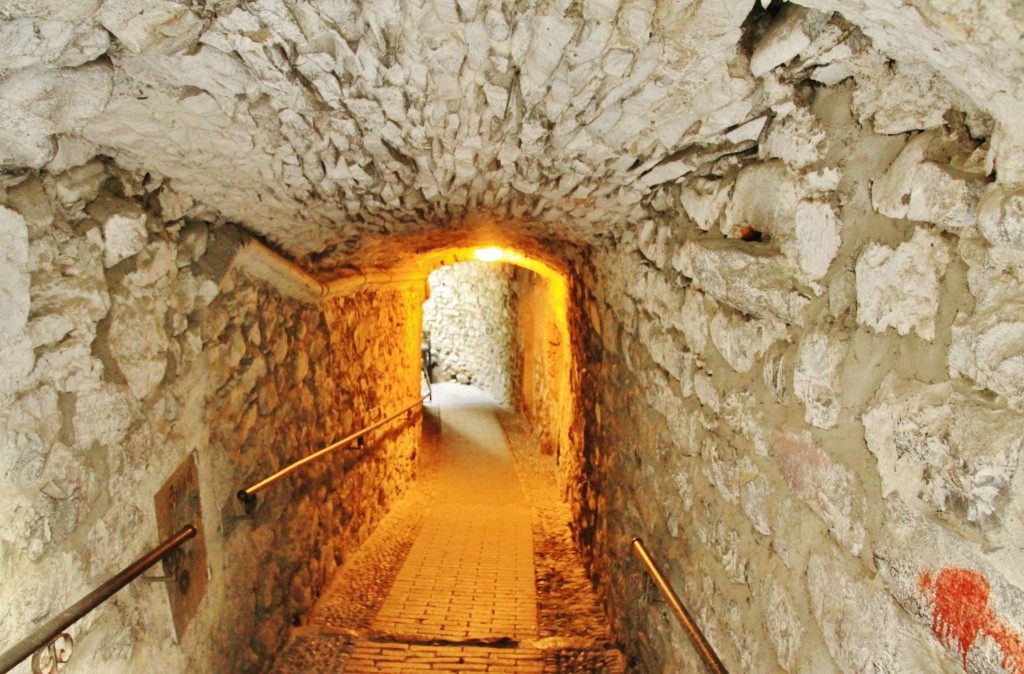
[[424, 245, 565, 286], [473, 247, 504, 262]]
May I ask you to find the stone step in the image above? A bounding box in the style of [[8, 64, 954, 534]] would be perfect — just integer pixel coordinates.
[[270, 628, 627, 674]]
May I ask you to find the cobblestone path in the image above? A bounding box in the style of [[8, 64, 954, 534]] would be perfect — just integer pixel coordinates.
[[265, 383, 626, 674]]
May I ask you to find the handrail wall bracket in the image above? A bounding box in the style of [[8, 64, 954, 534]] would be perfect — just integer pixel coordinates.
[[237, 489, 259, 517]]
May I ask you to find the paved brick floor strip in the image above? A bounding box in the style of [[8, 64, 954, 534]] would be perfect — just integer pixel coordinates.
[[372, 388, 537, 642], [265, 383, 626, 674]]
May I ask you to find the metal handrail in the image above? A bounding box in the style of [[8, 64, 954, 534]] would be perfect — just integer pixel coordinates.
[[631, 538, 730, 674], [0, 525, 197, 674], [237, 370, 432, 512], [421, 364, 433, 402]]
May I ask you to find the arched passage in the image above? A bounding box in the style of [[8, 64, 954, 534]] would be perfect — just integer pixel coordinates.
[[2, 2, 1024, 674]]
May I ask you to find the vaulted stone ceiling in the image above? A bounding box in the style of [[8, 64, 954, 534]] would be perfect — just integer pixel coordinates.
[[1, 0, 1022, 271]]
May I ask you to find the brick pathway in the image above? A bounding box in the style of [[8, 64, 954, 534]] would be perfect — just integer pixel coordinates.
[[370, 387, 538, 645], [265, 383, 626, 674]]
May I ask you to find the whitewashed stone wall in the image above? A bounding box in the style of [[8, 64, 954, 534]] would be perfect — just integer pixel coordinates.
[[571, 7, 1024, 674], [1, 1, 1019, 275], [0, 163, 423, 674], [423, 261, 518, 403], [0, 2, 1023, 674]]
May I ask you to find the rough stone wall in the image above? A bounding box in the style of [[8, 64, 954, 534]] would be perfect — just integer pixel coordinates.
[[3, 1, 1020, 275], [214, 280, 423, 671], [0, 162, 423, 674], [512, 264, 588, 518], [423, 261, 517, 403], [510, 265, 580, 471], [1, 1, 1023, 673], [572, 8, 1024, 674], [511, 266, 561, 454]]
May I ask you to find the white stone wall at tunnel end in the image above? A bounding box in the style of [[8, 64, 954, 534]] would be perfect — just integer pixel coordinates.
[[422, 261, 519, 405]]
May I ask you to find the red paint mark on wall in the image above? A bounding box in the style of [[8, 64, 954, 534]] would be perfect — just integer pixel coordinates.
[[919, 568, 1024, 673]]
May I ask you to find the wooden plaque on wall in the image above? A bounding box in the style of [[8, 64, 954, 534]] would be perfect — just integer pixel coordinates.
[[154, 452, 208, 640]]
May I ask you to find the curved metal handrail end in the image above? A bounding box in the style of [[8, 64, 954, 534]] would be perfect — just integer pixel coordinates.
[[0, 525, 197, 674]]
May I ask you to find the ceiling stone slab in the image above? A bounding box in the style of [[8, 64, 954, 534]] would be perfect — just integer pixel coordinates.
[[0, 0, 1019, 270]]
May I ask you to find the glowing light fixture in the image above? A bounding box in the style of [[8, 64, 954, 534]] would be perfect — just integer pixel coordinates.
[[473, 247, 504, 262], [424, 245, 565, 286]]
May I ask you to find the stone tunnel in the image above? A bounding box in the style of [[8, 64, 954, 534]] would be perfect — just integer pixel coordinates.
[[1, 0, 1024, 672]]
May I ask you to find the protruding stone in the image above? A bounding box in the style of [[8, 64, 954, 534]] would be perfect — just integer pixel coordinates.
[[108, 295, 169, 400], [680, 177, 732, 232], [725, 116, 768, 145], [637, 220, 672, 269], [905, 162, 985, 230], [791, 200, 842, 281], [74, 382, 134, 447], [758, 580, 805, 671], [673, 239, 810, 326], [855, 228, 950, 341], [949, 244, 1024, 402], [0, 1, 102, 21], [106, 242, 176, 401], [740, 469, 774, 536], [97, 0, 203, 55], [640, 159, 695, 188], [46, 135, 98, 173], [680, 288, 710, 356], [0, 63, 113, 132], [51, 159, 108, 207], [0, 19, 109, 71], [0, 207, 31, 340], [872, 131, 936, 221], [808, 549, 953, 673], [811, 62, 853, 86], [977, 184, 1024, 249], [519, 14, 576, 98], [875, 499, 1024, 673], [864, 376, 1023, 526], [617, 1, 654, 48], [750, 5, 831, 77], [583, 0, 620, 22], [793, 329, 846, 429], [93, 200, 148, 268], [639, 320, 691, 386], [873, 129, 985, 230], [851, 59, 958, 135], [760, 108, 826, 168], [0, 98, 56, 169], [709, 309, 788, 373]]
